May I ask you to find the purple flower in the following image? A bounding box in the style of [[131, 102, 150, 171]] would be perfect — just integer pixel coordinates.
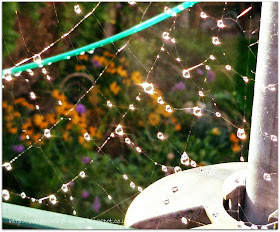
[[91, 57, 101, 68], [76, 104, 86, 114], [92, 197, 101, 212], [82, 190, 89, 198], [82, 156, 90, 164], [12, 145, 24, 153], [172, 81, 186, 91], [196, 68, 204, 75], [207, 70, 215, 82]]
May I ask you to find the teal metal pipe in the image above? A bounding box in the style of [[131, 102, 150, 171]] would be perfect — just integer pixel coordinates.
[[2, 2, 198, 76]]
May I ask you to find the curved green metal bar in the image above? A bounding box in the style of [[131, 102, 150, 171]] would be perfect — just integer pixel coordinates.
[[2, 1, 198, 76]]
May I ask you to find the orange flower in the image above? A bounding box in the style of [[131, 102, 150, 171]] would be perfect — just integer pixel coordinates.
[[232, 143, 241, 153], [131, 71, 143, 84], [78, 54, 88, 61], [117, 66, 128, 78], [148, 113, 160, 126], [45, 113, 56, 125], [171, 117, 177, 124], [14, 112, 21, 118], [33, 114, 48, 129], [175, 123, 181, 131], [9, 127, 17, 134], [110, 82, 121, 95], [75, 64, 86, 72], [230, 133, 239, 143], [2, 101, 8, 109], [138, 120, 144, 127], [104, 51, 115, 57]]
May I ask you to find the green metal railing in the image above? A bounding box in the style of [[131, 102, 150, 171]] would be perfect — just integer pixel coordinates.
[[3, 203, 130, 229]]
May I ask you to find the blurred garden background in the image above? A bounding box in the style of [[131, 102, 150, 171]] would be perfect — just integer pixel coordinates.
[[2, 2, 261, 223]]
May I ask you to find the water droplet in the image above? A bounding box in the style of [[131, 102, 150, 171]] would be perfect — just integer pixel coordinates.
[[73, 210, 77, 215], [110, 133, 115, 137], [200, 12, 207, 18], [181, 217, 188, 224], [180, 152, 189, 165], [225, 65, 232, 71], [164, 6, 171, 14], [46, 75, 51, 81], [30, 92, 36, 100], [79, 171, 86, 178], [84, 132, 91, 141], [157, 96, 164, 104], [240, 156, 245, 162], [49, 194, 57, 204], [130, 182, 136, 188], [61, 184, 68, 192], [205, 65, 211, 70], [193, 106, 202, 117], [171, 38, 176, 43], [209, 55, 215, 60], [88, 49, 94, 54], [74, 5, 81, 14], [38, 199, 43, 204], [157, 132, 164, 140], [58, 100, 62, 105], [128, 1, 136, 5], [164, 199, 169, 205], [268, 84, 276, 91], [136, 147, 142, 153], [217, 19, 225, 28], [136, 96, 141, 101], [215, 112, 221, 117], [172, 186, 178, 193], [2, 189, 10, 201], [166, 105, 172, 113], [176, 57, 181, 62], [108, 195, 112, 200], [42, 68, 47, 74], [3, 162, 12, 171], [129, 104, 135, 110], [123, 174, 128, 180], [31, 198, 35, 202], [271, 135, 277, 142], [44, 129, 51, 138], [33, 54, 42, 64], [191, 160, 197, 167], [212, 37, 220, 45], [138, 186, 143, 192], [263, 173, 271, 181], [182, 70, 190, 78], [261, 225, 268, 229], [162, 165, 168, 172], [21, 192, 26, 199], [174, 166, 182, 173], [142, 82, 154, 94], [251, 224, 258, 229], [106, 100, 113, 107], [70, 196, 74, 201], [162, 32, 170, 40], [124, 138, 131, 144], [3, 70, 12, 81], [199, 91, 204, 97], [242, 76, 249, 83], [237, 128, 246, 140], [161, 47, 165, 51], [35, 105, 39, 110]]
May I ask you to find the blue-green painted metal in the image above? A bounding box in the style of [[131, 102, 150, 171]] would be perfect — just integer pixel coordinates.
[[2, 203, 131, 229]]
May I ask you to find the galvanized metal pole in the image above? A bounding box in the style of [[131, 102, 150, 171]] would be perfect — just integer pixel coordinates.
[[243, 2, 278, 225]]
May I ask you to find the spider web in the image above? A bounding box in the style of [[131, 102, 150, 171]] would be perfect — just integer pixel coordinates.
[[2, 1, 267, 228]]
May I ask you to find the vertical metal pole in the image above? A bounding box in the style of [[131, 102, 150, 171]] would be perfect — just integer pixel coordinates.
[[243, 2, 278, 225]]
